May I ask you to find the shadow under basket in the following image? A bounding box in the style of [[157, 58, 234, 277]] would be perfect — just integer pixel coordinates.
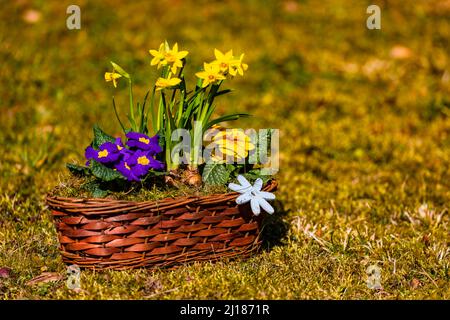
[[46, 180, 278, 270]]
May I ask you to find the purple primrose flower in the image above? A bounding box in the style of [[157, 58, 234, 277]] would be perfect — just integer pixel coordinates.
[[85, 137, 125, 165], [114, 150, 164, 182], [128, 150, 164, 175], [84, 134, 164, 182], [126, 132, 162, 155], [114, 152, 140, 182]]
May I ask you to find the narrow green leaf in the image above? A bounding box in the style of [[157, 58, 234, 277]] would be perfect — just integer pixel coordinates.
[[214, 89, 232, 97], [148, 86, 157, 133], [206, 113, 251, 129], [128, 79, 136, 132], [140, 90, 150, 134], [112, 97, 126, 133]]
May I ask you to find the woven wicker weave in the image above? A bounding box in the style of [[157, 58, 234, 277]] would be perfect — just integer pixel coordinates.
[[46, 180, 277, 270]]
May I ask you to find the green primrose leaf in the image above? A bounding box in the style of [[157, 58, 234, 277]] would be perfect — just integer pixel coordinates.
[[243, 169, 271, 184], [66, 163, 90, 177], [141, 170, 167, 183], [90, 160, 124, 182], [202, 162, 231, 185], [81, 180, 108, 198], [92, 124, 115, 149], [92, 185, 109, 198]]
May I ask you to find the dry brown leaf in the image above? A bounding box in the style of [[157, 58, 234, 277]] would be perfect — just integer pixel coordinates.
[[26, 272, 63, 286], [410, 278, 421, 289], [0, 267, 12, 279]]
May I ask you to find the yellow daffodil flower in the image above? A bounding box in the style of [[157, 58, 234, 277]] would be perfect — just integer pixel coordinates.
[[155, 74, 182, 91], [212, 49, 235, 73], [164, 43, 189, 74], [229, 53, 248, 76], [195, 63, 226, 88], [149, 43, 167, 69], [104, 69, 122, 88], [149, 42, 188, 74]]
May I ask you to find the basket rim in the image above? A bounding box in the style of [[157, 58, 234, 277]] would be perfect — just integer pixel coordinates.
[[46, 179, 278, 209]]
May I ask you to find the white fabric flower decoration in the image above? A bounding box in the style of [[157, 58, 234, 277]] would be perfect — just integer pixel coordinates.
[[228, 175, 275, 216]]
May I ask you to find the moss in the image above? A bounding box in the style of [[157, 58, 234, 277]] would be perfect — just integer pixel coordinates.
[[48, 174, 228, 201]]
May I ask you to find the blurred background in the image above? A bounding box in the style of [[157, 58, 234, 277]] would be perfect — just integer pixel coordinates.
[[0, 0, 448, 299]]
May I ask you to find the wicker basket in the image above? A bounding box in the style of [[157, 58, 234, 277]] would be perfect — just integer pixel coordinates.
[[46, 180, 277, 270]]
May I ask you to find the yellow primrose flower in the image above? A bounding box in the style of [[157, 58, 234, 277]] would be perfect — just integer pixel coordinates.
[[149, 42, 188, 74], [229, 54, 248, 77], [104, 69, 122, 88], [155, 74, 182, 91], [209, 128, 255, 162], [212, 49, 235, 73], [195, 63, 226, 88]]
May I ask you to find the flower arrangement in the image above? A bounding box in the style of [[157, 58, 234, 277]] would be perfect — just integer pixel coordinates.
[[65, 41, 276, 213], [47, 41, 278, 269]]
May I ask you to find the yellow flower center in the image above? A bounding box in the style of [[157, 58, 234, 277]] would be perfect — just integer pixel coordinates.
[[117, 145, 123, 151], [98, 149, 109, 158], [139, 137, 150, 144], [137, 156, 150, 166], [208, 74, 216, 80], [124, 162, 131, 170], [220, 62, 228, 68]]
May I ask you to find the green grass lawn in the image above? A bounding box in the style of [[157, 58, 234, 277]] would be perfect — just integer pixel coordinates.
[[0, 0, 449, 299]]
